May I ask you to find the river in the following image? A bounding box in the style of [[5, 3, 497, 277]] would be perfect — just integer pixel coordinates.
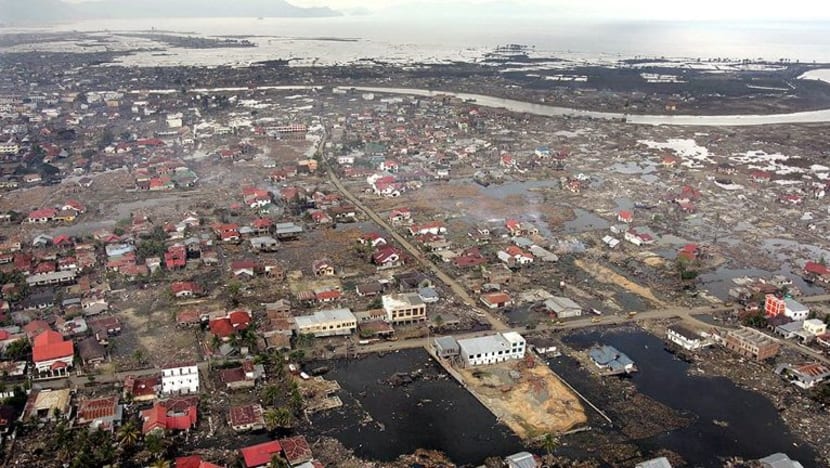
[[347, 86, 830, 127], [94, 83, 830, 127], [554, 329, 820, 467]]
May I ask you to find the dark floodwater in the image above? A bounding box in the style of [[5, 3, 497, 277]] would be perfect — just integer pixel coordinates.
[[557, 329, 820, 467], [307, 349, 525, 466]]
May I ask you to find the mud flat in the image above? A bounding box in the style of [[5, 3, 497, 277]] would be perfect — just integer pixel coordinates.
[[574, 258, 666, 307], [455, 357, 588, 439]]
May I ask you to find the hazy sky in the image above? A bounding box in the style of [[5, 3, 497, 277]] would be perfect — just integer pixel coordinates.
[[61, 0, 830, 20]]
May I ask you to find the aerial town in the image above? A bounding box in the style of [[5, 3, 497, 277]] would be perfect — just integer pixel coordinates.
[[0, 22, 830, 468]]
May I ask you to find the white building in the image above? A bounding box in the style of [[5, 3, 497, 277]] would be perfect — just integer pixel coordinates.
[[294, 308, 357, 337], [544, 296, 582, 318], [457, 332, 526, 367], [161, 364, 200, 395], [784, 298, 810, 321], [667, 325, 702, 351], [382, 293, 427, 324], [803, 319, 827, 336]]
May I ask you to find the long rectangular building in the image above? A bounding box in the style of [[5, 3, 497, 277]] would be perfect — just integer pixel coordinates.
[[26, 270, 77, 287], [294, 308, 357, 337], [457, 332, 526, 367], [724, 327, 780, 361]]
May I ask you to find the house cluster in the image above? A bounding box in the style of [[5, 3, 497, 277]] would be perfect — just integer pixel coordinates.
[[134, 156, 198, 191], [13, 357, 322, 467], [24, 199, 86, 224]]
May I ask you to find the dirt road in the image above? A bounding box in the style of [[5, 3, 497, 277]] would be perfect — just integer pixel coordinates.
[[324, 161, 508, 332]]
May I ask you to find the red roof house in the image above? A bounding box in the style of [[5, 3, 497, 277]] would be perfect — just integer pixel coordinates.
[[165, 245, 187, 270], [171, 281, 201, 298], [240, 441, 283, 468], [805, 261, 830, 277], [32, 330, 74, 373], [175, 455, 224, 468], [141, 397, 198, 434]]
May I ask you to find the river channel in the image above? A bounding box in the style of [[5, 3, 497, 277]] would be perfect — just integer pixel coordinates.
[[347, 86, 830, 127]]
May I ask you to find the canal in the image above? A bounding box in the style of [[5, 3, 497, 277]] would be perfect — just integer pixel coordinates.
[[554, 329, 820, 467]]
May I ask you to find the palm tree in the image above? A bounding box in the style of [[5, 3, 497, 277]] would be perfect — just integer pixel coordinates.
[[541, 433, 558, 464], [261, 384, 281, 405], [268, 454, 290, 468], [117, 420, 141, 448], [264, 407, 294, 431], [289, 387, 304, 415], [144, 432, 167, 460]]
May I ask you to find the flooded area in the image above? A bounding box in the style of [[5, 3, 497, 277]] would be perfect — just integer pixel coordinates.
[[699, 265, 824, 300], [563, 208, 610, 233], [554, 329, 819, 467], [477, 180, 558, 199], [351, 86, 830, 126], [307, 349, 525, 465]]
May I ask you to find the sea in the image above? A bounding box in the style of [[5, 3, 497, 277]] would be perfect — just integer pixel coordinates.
[[3, 17, 830, 68]]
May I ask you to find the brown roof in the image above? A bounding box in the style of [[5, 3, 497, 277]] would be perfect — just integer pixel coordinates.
[[229, 404, 264, 428], [176, 310, 202, 325], [78, 336, 106, 361], [219, 367, 246, 384], [278, 436, 313, 465], [77, 396, 119, 424], [125, 374, 160, 399]]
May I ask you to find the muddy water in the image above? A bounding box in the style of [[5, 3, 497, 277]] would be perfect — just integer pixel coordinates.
[[563, 208, 610, 233], [307, 349, 525, 465], [699, 266, 824, 300], [556, 329, 819, 467]]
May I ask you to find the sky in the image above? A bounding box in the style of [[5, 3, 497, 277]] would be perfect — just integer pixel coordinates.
[[60, 0, 830, 21]]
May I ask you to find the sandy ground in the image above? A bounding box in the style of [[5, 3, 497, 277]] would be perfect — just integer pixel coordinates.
[[116, 304, 201, 367], [457, 358, 587, 439], [574, 258, 665, 307]]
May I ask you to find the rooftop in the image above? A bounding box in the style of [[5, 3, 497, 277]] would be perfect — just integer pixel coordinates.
[[294, 308, 356, 328], [382, 292, 425, 309]]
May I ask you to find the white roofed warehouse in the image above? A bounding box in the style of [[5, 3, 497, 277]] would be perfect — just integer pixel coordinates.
[[457, 332, 526, 367]]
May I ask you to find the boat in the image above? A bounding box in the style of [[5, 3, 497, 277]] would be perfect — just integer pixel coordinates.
[[310, 366, 329, 376]]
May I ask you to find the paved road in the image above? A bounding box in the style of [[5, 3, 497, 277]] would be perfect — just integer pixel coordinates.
[[324, 161, 507, 332]]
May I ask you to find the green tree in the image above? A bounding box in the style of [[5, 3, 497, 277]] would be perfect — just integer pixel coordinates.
[[263, 407, 294, 431], [4, 339, 30, 360], [144, 432, 167, 460], [132, 349, 146, 365], [432, 314, 445, 330], [261, 384, 281, 406], [118, 420, 141, 448], [268, 454, 290, 468], [226, 280, 242, 306], [542, 433, 558, 456], [289, 386, 304, 415]]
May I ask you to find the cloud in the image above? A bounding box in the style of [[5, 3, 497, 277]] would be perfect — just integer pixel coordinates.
[[59, 0, 830, 20]]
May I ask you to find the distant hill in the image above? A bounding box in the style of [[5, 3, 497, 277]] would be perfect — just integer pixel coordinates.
[[0, 0, 341, 23]]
